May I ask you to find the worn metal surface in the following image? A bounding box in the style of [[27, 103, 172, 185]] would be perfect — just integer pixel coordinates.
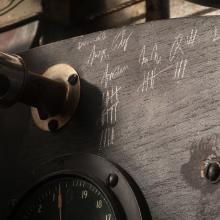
[[1, 16, 220, 219], [170, 0, 220, 17], [0, 0, 42, 29], [0, 21, 39, 53], [83, 0, 146, 28]]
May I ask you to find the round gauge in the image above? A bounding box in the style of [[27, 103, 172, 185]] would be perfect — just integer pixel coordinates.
[[9, 174, 120, 220], [8, 154, 152, 220]]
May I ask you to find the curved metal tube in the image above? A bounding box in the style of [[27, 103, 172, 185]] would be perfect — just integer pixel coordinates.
[[0, 51, 67, 119]]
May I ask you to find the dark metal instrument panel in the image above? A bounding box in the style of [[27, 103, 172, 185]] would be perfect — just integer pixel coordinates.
[[1, 16, 220, 219]]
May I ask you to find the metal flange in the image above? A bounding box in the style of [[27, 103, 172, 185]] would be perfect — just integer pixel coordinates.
[[31, 64, 80, 131]]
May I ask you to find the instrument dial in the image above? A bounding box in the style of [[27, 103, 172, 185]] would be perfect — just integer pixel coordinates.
[[10, 175, 119, 220], [9, 154, 152, 220]]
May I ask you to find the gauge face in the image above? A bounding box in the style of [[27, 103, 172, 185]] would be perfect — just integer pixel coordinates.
[[10, 175, 118, 220]]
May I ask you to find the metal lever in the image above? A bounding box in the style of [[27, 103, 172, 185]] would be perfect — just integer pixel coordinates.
[[0, 51, 80, 131]]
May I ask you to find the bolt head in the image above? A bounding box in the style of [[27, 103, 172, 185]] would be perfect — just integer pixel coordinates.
[[107, 173, 118, 187], [48, 119, 59, 132], [68, 74, 78, 86], [206, 162, 220, 183]]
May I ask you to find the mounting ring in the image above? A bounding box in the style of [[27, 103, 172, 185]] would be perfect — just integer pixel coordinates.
[[31, 64, 80, 131]]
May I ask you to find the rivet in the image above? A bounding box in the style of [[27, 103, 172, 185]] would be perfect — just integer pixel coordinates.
[[68, 74, 78, 86], [107, 173, 118, 187], [48, 119, 59, 131]]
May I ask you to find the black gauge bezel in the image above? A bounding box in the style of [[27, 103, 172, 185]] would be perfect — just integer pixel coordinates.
[[9, 171, 123, 220], [8, 154, 152, 220]]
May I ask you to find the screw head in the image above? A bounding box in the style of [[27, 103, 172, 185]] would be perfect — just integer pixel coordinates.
[[206, 162, 220, 183], [48, 119, 59, 132], [107, 173, 118, 187], [68, 74, 78, 86]]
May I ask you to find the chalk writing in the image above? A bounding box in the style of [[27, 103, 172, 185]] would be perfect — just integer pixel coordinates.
[[101, 86, 121, 125], [99, 127, 114, 149], [95, 26, 198, 147], [139, 44, 161, 66], [87, 45, 109, 66], [101, 63, 129, 88], [111, 29, 133, 52], [174, 59, 188, 79], [170, 29, 197, 62], [186, 29, 197, 46], [78, 31, 106, 50], [99, 86, 121, 149], [151, 44, 162, 65], [213, 26, 220, 42], [137, 65, 173, 93], [137, 68, 156, 93], [138, 28, 195, 95], [169, 34, 184, 62]]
